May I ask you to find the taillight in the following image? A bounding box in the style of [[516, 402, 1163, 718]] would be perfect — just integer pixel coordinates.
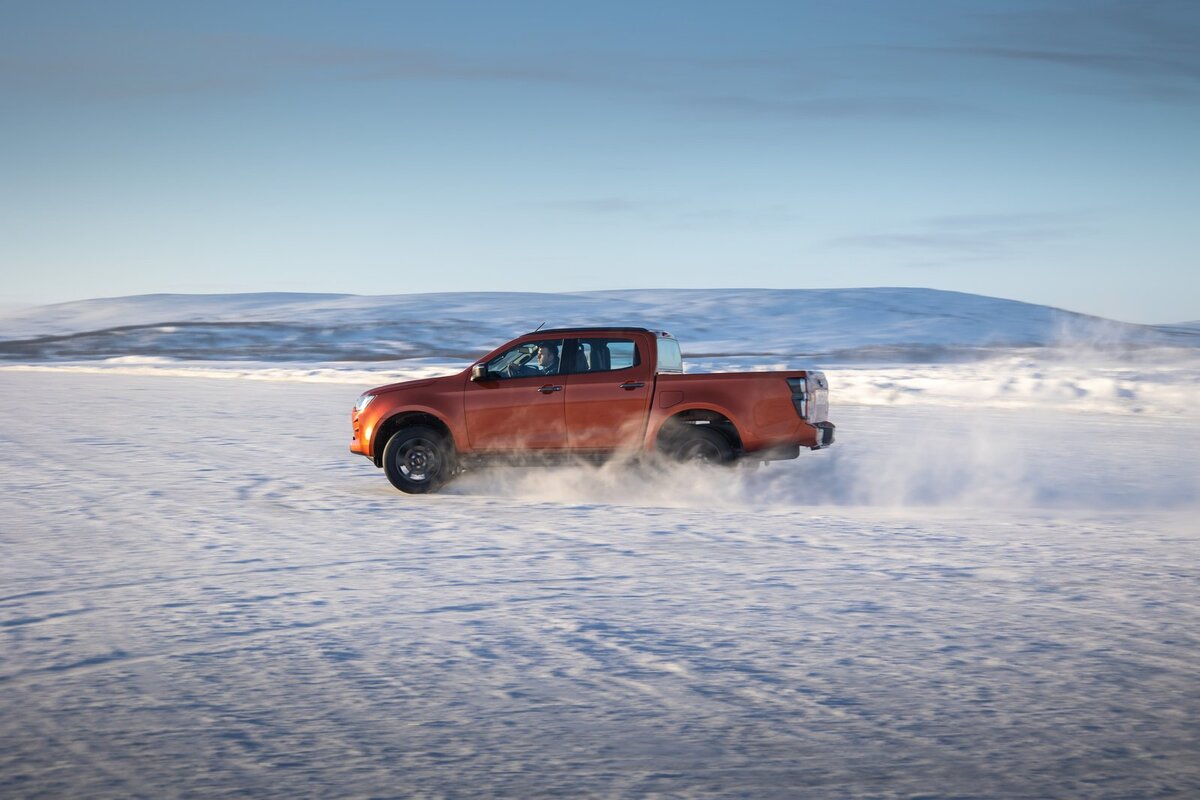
[[787, 377, 808, 420]]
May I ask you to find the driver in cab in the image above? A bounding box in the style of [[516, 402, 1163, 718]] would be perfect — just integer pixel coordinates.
[[522, 343, 559, 376]]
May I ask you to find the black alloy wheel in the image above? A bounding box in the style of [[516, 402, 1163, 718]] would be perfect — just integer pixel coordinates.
[[383, 425, 454, 493], [674, 426, 734, 465]]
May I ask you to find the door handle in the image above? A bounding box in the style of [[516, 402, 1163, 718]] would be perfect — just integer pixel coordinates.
[[619, 381, 645, 390], [537, 385, 563, 394]]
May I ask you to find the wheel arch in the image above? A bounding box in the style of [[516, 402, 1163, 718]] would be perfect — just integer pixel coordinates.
[[653, 405, 744, 454], [372, 410, 456, 467]]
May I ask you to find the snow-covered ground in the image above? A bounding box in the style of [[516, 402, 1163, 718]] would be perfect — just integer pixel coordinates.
[[2, 290, 1198, 798]]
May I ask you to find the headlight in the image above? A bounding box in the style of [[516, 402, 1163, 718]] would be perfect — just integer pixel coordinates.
[[354, 393, 376, 413]]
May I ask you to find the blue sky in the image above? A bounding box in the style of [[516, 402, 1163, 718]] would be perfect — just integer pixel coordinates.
[[2, 0, 1197, 323]]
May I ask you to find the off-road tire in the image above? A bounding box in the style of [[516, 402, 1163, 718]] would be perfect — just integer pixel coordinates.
[[382, 425, 454, 494], [672, 426, 735, 465]]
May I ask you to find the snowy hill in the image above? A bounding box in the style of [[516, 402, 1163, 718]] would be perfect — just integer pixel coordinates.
[[2, 288, 1196, 416], [0, 288, 1195, 364]]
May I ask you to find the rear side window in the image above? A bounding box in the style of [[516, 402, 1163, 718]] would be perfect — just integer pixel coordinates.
[[656, 337, 683, 373], [571, 338, 640, 373]]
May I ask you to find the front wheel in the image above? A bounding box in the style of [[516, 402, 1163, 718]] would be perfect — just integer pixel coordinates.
[[672, 426, 734, 466], [382, 426, 454, 494]]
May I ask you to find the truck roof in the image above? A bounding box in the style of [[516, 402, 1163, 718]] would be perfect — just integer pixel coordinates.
[[524, 326, 675, 338]]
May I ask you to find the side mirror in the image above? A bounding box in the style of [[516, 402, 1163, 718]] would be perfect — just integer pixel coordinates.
[[470, 364, 491, 382]]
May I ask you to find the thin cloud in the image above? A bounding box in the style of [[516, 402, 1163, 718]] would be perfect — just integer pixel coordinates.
[[542, 197, 800, 231], [889, 45, 1200, 81], [879, 1, 1200, 102], [684, 93, 973, 119], [829, 212, 1089, 265], [543, 198, 642, 215], [0, 34, 589, 99], [974, 0, 1200, 56], [0, 30, 975, 117], [663, 204, 800, 231]]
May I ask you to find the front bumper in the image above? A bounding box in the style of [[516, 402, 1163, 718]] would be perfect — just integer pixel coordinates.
[[350, 410, 372, 459]]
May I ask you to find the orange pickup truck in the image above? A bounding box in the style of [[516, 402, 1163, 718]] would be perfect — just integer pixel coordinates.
[[350, 327, 834, 493]]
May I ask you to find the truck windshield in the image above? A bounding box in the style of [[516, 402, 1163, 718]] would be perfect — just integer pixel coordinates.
[[656, 337, 683, 373]]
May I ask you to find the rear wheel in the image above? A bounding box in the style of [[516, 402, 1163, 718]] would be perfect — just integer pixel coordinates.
[[382, 426, 454, 494], [672, 426, 734, 465]]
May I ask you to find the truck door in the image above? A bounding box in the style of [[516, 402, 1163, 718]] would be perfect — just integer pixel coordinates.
[[464, 338, 567, 450], [563, 337, 653, 450]]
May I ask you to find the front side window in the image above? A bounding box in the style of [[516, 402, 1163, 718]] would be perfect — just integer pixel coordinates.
[[485, 339, 563, 379]]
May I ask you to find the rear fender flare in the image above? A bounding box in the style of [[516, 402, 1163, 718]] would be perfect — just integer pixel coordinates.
[[647, 403, 745, 453]]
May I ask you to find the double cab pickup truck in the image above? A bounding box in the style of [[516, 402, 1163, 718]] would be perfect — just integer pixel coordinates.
[[351, 327, 834, 493]]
